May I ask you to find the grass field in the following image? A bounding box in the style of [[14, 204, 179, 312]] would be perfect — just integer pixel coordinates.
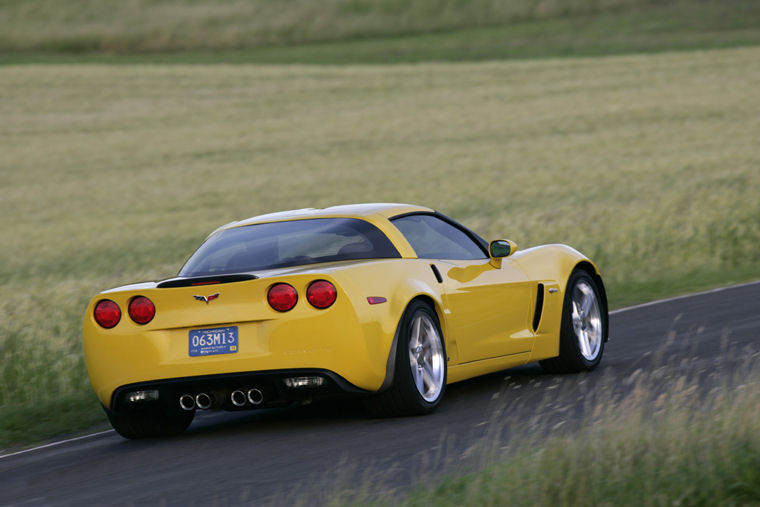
[[2, 1, 760, 64], [0, 0, 727, 52], [1, 45, 759, 447]]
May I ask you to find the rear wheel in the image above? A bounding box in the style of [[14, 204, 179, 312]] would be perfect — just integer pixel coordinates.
[[540, 270, 606, 373], [364, 301, 447, 416], [104, 402, 194, 439]]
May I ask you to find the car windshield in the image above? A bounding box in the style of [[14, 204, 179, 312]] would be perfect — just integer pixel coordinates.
[[179, 218, 400, 276]]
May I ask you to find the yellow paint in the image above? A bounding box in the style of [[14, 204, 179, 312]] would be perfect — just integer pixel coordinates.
[[83, 204, 601, 408], [448, 352, 533, 383], [436, 258, 534, 362]]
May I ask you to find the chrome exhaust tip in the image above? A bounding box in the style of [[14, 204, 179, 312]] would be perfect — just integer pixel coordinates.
[[179, 394, 196, 411], [195, 392, 213, 410], [230, 390, 247, 407], [247, 388, 264, 405]]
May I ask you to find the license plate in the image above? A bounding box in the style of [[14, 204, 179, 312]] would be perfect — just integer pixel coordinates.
[[189, 326, 238, 357]]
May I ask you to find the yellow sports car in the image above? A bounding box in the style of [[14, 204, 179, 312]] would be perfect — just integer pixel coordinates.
[[83, 203, 608, 438]]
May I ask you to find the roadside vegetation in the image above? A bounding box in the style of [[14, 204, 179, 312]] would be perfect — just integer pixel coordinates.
[[1, 0, 760, 63], [352, 353, 760, 506]]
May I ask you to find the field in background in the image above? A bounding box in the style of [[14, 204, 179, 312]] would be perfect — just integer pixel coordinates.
[[1, 46, 759, 446], [1, 0, 760, 64], [0, 0, 727, 51]]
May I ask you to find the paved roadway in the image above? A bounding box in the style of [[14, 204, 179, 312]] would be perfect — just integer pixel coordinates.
[[1, 281, 758, 506]]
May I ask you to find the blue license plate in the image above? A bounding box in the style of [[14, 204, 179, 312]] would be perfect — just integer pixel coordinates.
[[189, 326, 238, 357]]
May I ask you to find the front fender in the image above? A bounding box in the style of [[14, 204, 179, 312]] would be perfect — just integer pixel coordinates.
[[512, 244, 601, 292], [513, 244, 607, 332]]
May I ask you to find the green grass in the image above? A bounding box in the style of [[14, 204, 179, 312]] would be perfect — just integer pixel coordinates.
[[398, 360, 760, 507], [0, 0, 713, 52], [1, 46, 759, 446], [2, 1, 760, 64], [0, 392, 108, 449]]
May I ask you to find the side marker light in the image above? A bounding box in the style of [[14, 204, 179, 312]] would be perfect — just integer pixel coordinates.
[[367, 297, 387, 305]]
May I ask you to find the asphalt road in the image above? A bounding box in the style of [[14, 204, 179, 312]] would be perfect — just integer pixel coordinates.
[[2, 281, 759, 506]]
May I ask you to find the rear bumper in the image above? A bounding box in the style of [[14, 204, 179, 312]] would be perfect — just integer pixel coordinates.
[[83, 295, 397, 406], [111, 368, 366, 414]]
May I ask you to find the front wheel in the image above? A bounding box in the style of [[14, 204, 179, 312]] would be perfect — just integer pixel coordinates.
[[364, 301, 447, 416], [540, 270, 607, 373]]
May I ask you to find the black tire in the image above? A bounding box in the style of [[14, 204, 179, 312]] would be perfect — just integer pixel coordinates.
[[104, 402, 194, 439], [364, 300, 447, 417], [540, 270, 607, 374]]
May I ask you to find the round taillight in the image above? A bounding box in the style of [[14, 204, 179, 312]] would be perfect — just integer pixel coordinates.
[[94, 299, 121, 329], [306, 280, 337, 309], [128, 296, 155, 325], [268, 283, 298, 312]]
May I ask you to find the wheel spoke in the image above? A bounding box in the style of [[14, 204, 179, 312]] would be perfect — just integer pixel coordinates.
[[579, 330, 591, 358], [572, 300, 581, 321], [425, 319, 436, 338], [411, 317, 422, 348], [421, 365, 435, 394], [414, 367, 425, 394], [414, 370, 427, 394], [581, 292, 592, 319]]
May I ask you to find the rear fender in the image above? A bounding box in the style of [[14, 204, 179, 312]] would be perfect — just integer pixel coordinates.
[[361, 271, 446, 393]]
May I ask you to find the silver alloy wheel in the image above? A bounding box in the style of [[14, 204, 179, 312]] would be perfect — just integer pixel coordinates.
[[571, 280, 602, 361], [407, 313, 445, 402]]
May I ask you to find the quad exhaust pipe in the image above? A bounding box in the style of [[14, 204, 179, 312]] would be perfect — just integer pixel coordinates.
[[247, 388, 264, 405], [230, 390, 247, 407], [180, 388, 263, 411], [195, 393, 213, 410], [179, 392, 213, 411], [232, 388, 264, 406], [179, 394, 195, 411]]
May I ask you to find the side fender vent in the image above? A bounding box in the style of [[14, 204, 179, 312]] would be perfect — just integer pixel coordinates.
[[430, 264, 443, 284], [532, 283, 545, 332]]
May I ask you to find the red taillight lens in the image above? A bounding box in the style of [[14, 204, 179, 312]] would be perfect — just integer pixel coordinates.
[[128, 296, 155, 325], [306, 280, 337, 309], [268, 283, 298, 312], [94, 299, 121, 329]]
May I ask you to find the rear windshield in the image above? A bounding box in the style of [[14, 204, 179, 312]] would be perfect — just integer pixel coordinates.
[[179, 218, 400, 276]]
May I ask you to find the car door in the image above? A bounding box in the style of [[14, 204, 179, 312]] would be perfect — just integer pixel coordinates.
[[391, 214, 534, 363]]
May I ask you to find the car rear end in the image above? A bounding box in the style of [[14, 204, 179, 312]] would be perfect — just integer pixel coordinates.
[[83, 270, 390, 416]]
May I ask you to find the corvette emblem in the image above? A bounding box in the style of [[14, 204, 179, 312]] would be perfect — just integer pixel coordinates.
[[194, 293, 220, 304]]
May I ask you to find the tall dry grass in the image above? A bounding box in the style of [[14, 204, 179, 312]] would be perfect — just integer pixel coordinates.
[[276, 344, 760, 506], [401, 352, 760, 506]]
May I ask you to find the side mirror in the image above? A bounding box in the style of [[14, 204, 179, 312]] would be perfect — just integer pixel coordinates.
[[489, 239, 517, 268]]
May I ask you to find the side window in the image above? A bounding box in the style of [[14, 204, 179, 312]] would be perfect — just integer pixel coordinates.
[[391, 215, 487, 260]]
